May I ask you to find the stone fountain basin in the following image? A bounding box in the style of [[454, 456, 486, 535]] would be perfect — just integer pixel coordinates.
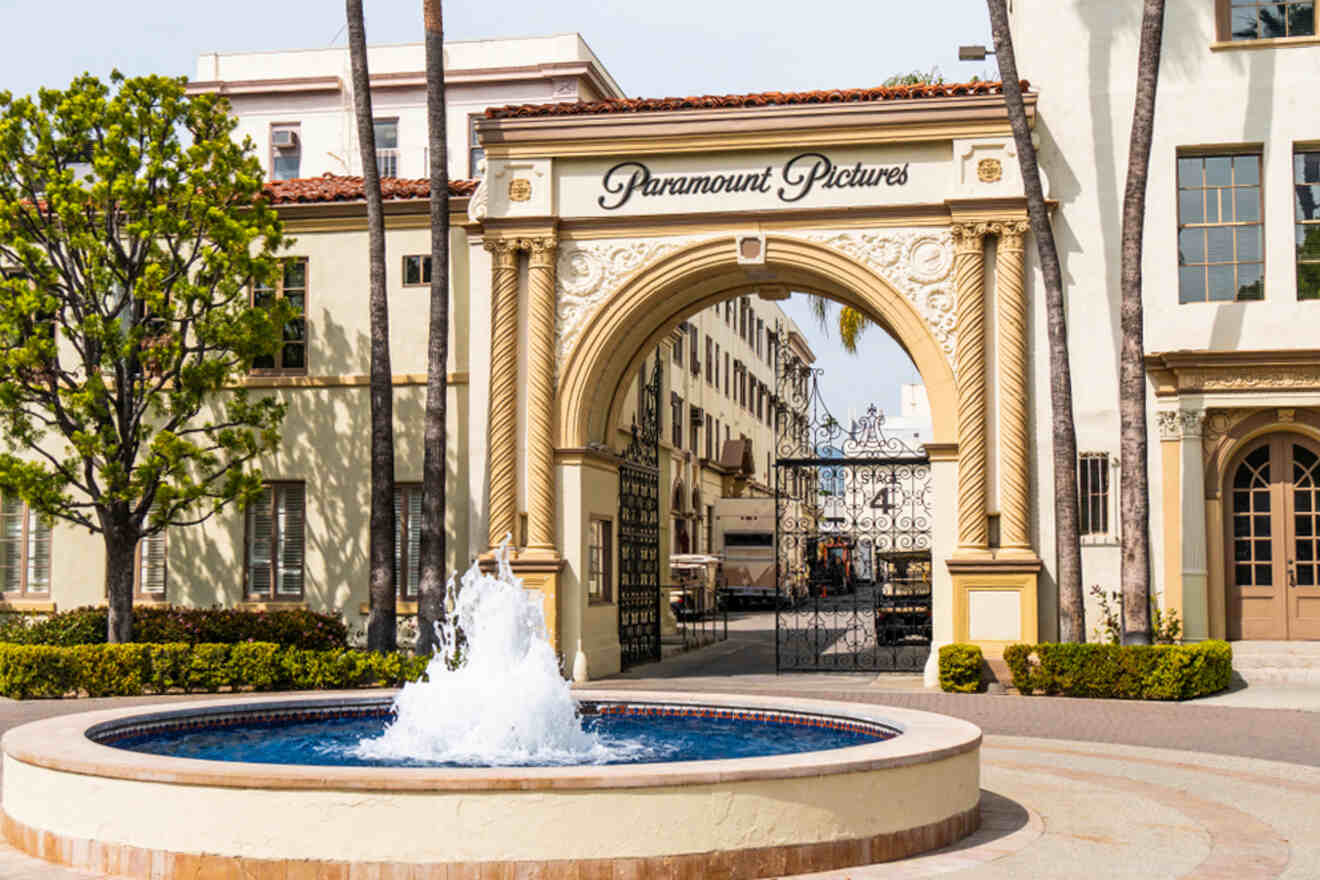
[[1, 689, 981, 878]]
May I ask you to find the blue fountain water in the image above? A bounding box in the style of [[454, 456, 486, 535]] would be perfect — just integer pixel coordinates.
[[102, 548, 891, 768], [107, 711, 883, 767]]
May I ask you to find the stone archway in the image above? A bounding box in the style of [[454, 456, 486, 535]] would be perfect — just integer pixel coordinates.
[[556, 234, 958, 452]]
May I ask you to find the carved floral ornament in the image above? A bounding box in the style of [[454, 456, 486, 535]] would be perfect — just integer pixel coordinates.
[[1157, 409, 1207, 441], [553, 229, 963, 369]]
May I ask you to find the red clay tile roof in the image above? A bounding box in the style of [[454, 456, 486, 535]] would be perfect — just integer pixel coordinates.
[[486, 80, 1024, 119], [262, 174, 477, 205]]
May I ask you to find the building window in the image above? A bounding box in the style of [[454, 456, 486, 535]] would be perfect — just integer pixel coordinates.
[[136, 521, 167, 600], [1078, 453, 1110, 536], [672, 329, 683, 365], [705, 335, 713, 384], [245, 483, 305, 600], [705, 414, 714, 460], [373, 118, 399, 178], [689, 324, 699, 375], [394, 484, 422, 599], [1177, 153, 1263, 303], [1296, 149, 1320, 299], [270, 124, 300, 180], [713, 343, 720, 387], [588, 518, 612, 602], [689, 406, 700, 453], [252, 258, 307, 372], [1227, 0, 1315, 40], [724, 352, 730, 396], [402, 255, 432, 287], [1, 496, 50, 595], [468, 115, 485, 178], [671, 393, 683, 448]]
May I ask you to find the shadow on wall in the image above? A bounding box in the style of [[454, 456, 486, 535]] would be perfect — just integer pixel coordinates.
[[169, 308, 461, 630]]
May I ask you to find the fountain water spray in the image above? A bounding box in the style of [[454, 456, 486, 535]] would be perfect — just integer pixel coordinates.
[[353, 541, 650, 766]]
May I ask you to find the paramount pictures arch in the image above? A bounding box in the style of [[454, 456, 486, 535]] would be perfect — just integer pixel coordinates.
[[469, 91, 1044, 680]]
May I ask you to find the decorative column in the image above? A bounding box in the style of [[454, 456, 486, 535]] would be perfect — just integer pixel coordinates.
[[993, 219, 1033, 554], [485, 239, 519, 550], [1159, 408, 1209, 641], [952, 222, 990, 554], [524, 236, 558, 552]]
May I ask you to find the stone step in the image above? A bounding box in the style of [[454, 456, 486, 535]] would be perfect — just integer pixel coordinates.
[[1229, 640, 1320, 654], [1229, 642, 1320, 684]]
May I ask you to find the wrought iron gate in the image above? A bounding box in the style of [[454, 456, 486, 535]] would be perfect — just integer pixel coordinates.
[[774, 330, 934, 671], [618, 353, 663, 667]]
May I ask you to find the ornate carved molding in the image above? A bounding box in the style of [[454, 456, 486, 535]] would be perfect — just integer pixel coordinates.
[[797, 228, 957, 362], [1158, 409, 1206, 441], [1147, 351, 1320, 397], [952, 224, 988, 551], [467, 160, 488, 223], [555, 236, 702, 364], [994, 218, 1031, 551]]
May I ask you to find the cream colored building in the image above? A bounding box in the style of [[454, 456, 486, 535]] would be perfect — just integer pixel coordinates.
[[17, 5, 1317, 683]]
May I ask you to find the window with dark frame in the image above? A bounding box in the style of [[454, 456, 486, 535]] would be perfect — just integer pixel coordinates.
[[468, 115, 485, 178], [1, 495, 50, 596], [1296, 149, 1320, 299], [1177, 153, 1264, 303], [251, 258, 308, 372], [270, 124, 301, 181], [1227, 0, 1315, 40], [588, 518, 612, 602], [245, 483, 306, 600], [672, 329, 683, 365], [402, 255, 432, 287], [373, 118, 399, 178], [705, 414, 713, 460], [689, 406, 700, 454], [1078, 453, 1110, 536], [705, 335, 713, 383], [689, 324, 699, 375], [671, 393, 683, 448]]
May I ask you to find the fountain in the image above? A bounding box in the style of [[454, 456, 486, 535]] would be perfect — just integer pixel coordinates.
[[1, 551, 981, 877]]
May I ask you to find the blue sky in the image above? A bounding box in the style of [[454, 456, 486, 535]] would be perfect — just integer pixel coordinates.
[[0, 0, 997, 418]]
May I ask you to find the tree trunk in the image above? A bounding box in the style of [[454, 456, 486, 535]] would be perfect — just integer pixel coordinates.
[[104, 526, 136, 644], [416, 0, 450, 656], [986, 0, 1086, 642], [1119, 0, 1167, 646], [347, 0, 397, 653]]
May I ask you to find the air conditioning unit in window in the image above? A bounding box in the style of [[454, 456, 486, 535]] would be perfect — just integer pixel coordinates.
[[272, 129, 298, 150]]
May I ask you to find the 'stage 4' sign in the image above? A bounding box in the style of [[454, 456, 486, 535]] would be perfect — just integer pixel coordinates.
[[597, 152, 911, 211]]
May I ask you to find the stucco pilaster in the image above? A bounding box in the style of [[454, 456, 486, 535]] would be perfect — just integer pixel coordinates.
[[485, 239, 520, 550], [992, 219, 1032, 554], [951, 222, 990, 553], [524, 237, 559, 551]]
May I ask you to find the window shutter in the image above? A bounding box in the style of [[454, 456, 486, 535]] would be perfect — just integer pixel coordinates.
[[140, 528, 167, 596], [406, 489, 422, 598], [25, 511, 50, 592], [246, 489, 274, 597], [393, 489, 404, 595], [1, 498, 24, 592], [276, 485, 305, 596]]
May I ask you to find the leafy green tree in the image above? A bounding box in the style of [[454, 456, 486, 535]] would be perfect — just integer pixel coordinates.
[[0, 72, 292, 642]]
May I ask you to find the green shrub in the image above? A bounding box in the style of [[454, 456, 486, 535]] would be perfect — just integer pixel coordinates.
[[938, 643, 984, 693], [0, 642, 433, 699], [1002, 640, 1231, 700], [0, 605, 348, 650]]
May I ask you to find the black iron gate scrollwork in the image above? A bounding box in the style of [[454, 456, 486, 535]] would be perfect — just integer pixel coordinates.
[[618, 353, 663, 668], [773, 326, 934, 672]]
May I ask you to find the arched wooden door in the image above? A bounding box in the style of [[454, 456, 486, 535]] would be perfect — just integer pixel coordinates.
[[1226, 433, 1320, 640]]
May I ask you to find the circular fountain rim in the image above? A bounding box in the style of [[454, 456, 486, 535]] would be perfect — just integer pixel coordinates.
[[3, 689, 980, 793]]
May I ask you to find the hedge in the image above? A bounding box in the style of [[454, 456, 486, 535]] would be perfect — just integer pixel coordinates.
[[938, 643, 984, 693], [0, 642, 430, 699], [0, 605, 348, 650], [1002, 641, 1231, 700]]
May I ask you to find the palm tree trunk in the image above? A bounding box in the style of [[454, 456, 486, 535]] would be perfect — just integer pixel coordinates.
[[347, 0, 397, 653], [415, 0, 450, 655], [986, 0, 1086, 642], [1118, 0, 1167, 645]]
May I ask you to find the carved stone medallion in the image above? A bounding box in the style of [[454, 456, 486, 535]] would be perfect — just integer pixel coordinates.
[[977, 158, 1003, 183], [508, 178, 532, 202]]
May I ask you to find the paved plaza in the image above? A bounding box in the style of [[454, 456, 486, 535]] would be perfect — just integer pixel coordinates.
[[0, 623, 1317, 879]]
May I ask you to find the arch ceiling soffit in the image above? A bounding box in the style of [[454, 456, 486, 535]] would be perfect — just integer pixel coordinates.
[[555, 233, 958, 449]]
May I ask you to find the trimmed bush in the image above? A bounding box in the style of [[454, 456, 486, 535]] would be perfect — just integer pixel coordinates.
[[0, 642, 432, 699], [0, 605, 348, 650], [938, 643, 984, 693], [1002, 640, 1231, 700]]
